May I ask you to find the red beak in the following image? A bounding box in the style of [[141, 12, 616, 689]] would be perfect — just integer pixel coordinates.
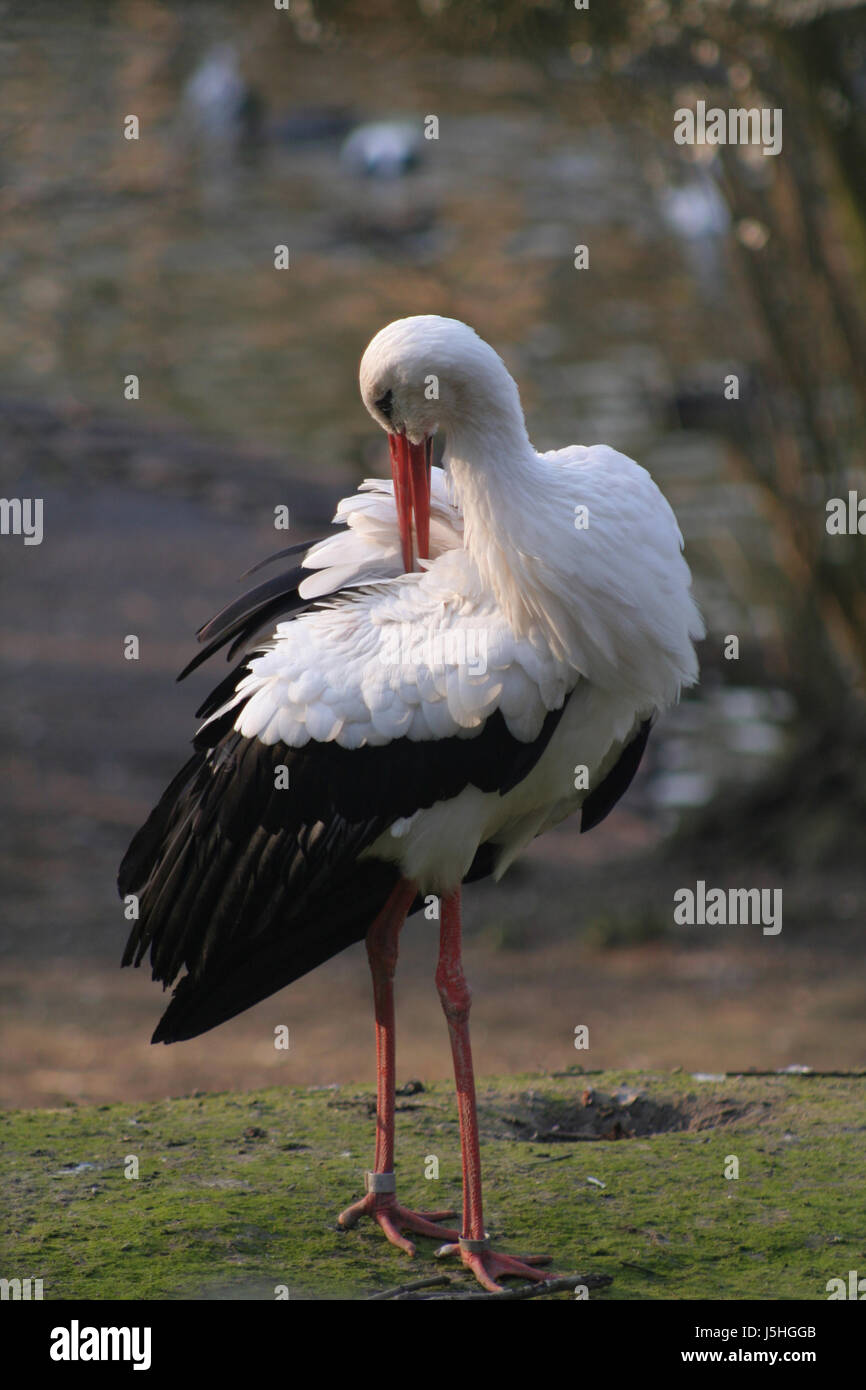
[[388, 432, 431, 573]]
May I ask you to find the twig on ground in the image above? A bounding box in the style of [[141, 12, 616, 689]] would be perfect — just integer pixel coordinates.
[[385, 1272, 613, 1301], [621, 1260, 665, 1279], [368, 1275, 452, 1299]]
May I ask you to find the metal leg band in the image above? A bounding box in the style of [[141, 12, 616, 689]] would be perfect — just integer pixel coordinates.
[[364, 1170, 397, 1195], [458, 1236, 490, 1254]]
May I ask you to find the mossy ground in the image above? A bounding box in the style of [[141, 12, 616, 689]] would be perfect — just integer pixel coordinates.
[[3, 1070, 863, 1300]]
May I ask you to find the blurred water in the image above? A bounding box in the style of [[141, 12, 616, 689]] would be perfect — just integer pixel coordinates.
[[0, 1, 796, 809]]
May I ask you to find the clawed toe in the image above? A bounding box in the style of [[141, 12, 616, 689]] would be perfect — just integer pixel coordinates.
[[338, 1176, 459, 1255], [436, 1236, 555, 1293]]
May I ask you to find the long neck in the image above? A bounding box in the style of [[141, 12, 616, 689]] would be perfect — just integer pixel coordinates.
[[447, 437, 543, 570], [443, 387, 558, 643], [443, 359, 536, 537]]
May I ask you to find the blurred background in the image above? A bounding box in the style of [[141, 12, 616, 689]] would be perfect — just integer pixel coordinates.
[[1, 0, 865, 1108]]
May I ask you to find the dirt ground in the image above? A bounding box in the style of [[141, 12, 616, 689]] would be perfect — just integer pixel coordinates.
[[4, 821, 865, 1109]]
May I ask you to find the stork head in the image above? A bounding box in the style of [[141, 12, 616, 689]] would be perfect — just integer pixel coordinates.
[[359, 314, 525, 572]]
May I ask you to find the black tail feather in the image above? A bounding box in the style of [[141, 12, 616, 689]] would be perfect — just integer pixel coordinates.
[[177, 541, 327, 682], [118, 753, 206, 909], [151, 860, 399, 1042]]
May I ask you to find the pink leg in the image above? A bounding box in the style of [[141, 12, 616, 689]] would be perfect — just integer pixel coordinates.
[[337, 879, 458, 1254], [434, 888, 555, 1292]]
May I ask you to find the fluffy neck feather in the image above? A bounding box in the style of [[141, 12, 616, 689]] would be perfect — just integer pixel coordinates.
[[442, 392, 575, 662]]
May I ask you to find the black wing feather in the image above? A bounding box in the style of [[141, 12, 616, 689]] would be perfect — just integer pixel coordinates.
[[121, 566, 571, 1044], [123, 517, 670, 1045], [580, 718, 652, 833], [120, 523, 631, 1046], [177, 545, 329, 681], [121, 711, 568, 1043]]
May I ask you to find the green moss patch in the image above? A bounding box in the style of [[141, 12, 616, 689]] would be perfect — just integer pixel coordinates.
[[2, 1071, 863, 1300]]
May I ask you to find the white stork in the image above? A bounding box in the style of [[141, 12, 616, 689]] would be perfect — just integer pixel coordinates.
[[120, 315, 703, 1292]]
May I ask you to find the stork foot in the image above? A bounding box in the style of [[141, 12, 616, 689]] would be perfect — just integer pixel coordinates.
[[435, 1236, 555, 1293], [337, 1173, 458, 1255]]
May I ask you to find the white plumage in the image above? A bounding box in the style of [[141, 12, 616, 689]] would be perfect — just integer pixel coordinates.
[[199, 315, 703, 892]]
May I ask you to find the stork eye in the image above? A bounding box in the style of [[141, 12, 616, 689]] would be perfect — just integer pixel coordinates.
[[374, 389, 393, 421]]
